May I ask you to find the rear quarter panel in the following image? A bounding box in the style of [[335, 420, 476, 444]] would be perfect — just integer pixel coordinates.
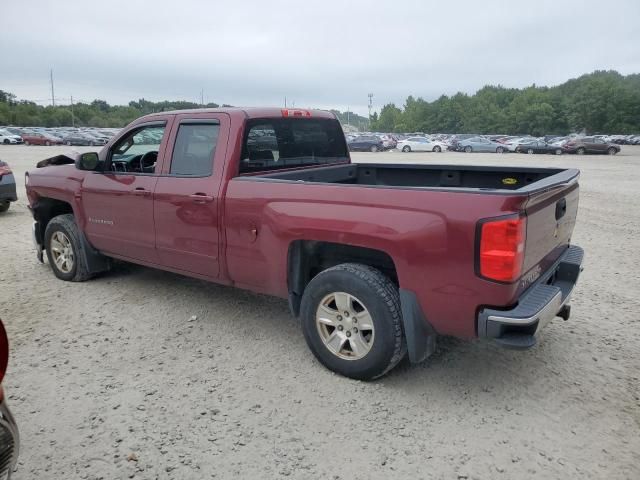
[[223, 180, 529, 337]]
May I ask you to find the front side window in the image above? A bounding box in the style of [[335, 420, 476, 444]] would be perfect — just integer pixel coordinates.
[[170, 123, 220, 176], [111, 125, 166, 173], [240, 118, 348, 174]]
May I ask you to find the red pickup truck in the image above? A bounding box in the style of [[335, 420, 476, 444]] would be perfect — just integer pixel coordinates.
[[25, 108, 583, 379]]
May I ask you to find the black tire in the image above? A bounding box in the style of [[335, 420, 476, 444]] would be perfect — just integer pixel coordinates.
[[607, 147, 617, 155], [496, 146, 505, 154], [433, 145, 442, 152], [402, 145, 411, 153], [90, 141, 95, 146], [370, 145, 379, 152], [527, 148, 534, 154], [24, 140, 30, 146], [44, 214, 93, 282], [464, 146, 472, 153], [66, 141, 72, 146], [45, 141, 51, 146], [3, 139, 9, 145], [0, 201, 10, 213], [577, 147, 586, 155], [555, 149, 562, 155], [300, 263, 406, 380]]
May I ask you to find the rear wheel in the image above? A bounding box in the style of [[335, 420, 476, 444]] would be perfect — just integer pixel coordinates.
[[555, 148, 563, 155], [66, 141, 72, 146], [464, 146, 472, 153], [496, 147, 505, 154], [300, 263, 406, 380], [2, 139, 9, 145], [45, 141, 51, 146], [527, 148, 534, 154], [45, 214, 93, 282], [402, 145, 411, 153], [607, 147, 617, 155], [24, 140, 30, 146], [0, 201, 10, 213], [370, 145, 379, 152], [577, 147, 586, 155], [433, 145, 442, 152]]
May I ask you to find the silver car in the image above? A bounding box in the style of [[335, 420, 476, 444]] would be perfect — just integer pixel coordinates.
[[458, 137, 507, 153]]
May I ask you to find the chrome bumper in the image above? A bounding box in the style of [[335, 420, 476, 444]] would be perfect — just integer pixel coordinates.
[[477, 245, 584, 349]]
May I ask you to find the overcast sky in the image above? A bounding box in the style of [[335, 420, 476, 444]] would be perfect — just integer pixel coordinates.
[[3, 0, 639, 115]]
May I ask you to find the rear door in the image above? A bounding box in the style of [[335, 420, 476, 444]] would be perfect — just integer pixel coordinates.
[[153, 113, 230, 278], [81, 119, 172, 263]]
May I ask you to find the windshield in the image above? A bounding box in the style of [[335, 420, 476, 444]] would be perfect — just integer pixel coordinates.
[[240, 118, 349, 174]]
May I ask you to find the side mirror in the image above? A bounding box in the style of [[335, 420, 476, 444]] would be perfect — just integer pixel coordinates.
[[75, 152, 100, 171]]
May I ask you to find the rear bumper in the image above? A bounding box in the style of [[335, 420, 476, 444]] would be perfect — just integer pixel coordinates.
[[477, 245, 584, 349], [0, 175, 17, 202], [0, 394, 19, 479]]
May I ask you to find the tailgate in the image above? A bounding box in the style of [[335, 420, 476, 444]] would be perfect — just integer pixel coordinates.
[[520, 178, 579, 289]]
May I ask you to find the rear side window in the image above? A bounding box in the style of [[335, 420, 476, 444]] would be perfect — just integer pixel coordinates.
[[240, 118, 348, 174], [170, 123, 219, 176]]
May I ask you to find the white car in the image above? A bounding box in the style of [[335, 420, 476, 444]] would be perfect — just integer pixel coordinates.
[[0, 129, 23, 145], [396, 136, 447, 152]]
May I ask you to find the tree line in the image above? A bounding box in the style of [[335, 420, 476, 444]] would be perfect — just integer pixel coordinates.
[[2, 70, 639, 134], [370, 70, 640, 135]]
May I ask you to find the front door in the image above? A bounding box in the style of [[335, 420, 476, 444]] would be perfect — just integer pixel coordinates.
[[153, 113, 230, 278], [81, 119, 172, 263]]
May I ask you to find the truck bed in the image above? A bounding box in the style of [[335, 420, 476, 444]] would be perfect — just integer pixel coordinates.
[[246, 163, 578, 193]]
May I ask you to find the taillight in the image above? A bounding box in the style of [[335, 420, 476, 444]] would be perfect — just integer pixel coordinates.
[[0, 161, 11, 176], [281, 109, 311, 117], [478, 216, 527, 282], [0, 320, 8, 385]]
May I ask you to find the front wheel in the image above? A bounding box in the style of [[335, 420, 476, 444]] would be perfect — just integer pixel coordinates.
[[527, 148, 534, 154], [433, 145, 442, 152], [44, 214, 94, 282], [402, 146, 411, 153], [24, 140, 30, 146], [464, 146, 472, 153], [300, 263, 406, 380], [3, 139, 9, 145], [0, 201, 10, 213], [555, 148, 563, 155], [607, 147, 617, 155], [577, 147, 586, 155], [496, 147, 505, 154], [45, 141, 51, 146], [370, 145, 379, 152]]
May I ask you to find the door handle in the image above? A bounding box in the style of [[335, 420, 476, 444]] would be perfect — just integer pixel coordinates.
[[189, 193, 214, 204], [132, 188, 151, 196]]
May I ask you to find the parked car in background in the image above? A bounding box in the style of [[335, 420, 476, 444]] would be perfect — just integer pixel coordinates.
[[0, 129, 23, 145], [22, 132, 63, 146], [0, 318, 20, 478], [562, 137, 620, 155], [347, 135, 385, 152], [396, 137, 447, 152], [0, 160, 17, 213], [458, 137, 507, 153], [379, 135, 397, 150], [61, 133, 99, 146], [515, 139, 564, 155]]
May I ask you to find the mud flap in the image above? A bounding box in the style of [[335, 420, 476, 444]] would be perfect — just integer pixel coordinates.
[[399, 289, 437, 363]]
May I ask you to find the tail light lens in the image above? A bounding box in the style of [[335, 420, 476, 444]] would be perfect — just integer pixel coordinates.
[[478, 216, 527, 282], [0, 161, 11, 177]]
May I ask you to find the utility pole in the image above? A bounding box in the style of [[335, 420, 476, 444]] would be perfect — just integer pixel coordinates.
[[70, 95, 75, 127], [50, 69, 55, 107], [284, 97, 287, 108], [367, 93, 373, 121]]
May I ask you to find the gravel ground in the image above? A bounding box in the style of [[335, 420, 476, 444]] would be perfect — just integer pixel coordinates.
[[0, 145, 639, 480]]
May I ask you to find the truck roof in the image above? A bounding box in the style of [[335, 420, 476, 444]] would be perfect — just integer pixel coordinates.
[[139, 107, 338, 122]]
